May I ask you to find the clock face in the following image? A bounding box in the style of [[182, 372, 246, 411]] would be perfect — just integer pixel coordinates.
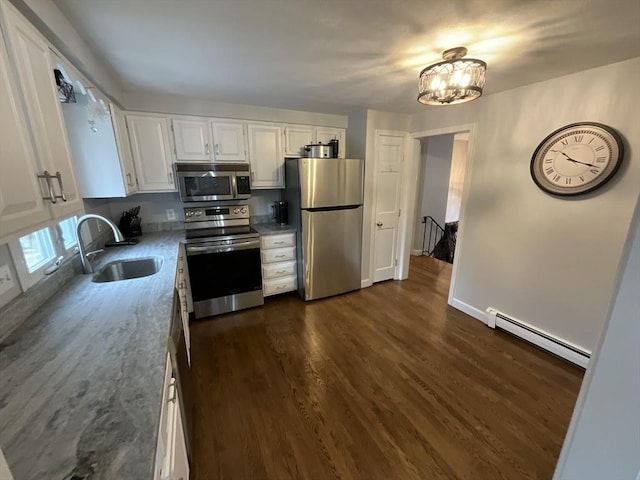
[[530, 122, 624, 196]]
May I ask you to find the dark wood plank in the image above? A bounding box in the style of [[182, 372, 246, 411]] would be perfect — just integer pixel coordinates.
[[189, 256, 584, 480]]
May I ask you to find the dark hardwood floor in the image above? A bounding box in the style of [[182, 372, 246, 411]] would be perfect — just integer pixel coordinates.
[[189, 256, 584, 480]]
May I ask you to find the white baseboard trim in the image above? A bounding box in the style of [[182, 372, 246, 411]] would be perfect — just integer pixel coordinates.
[[410, 248, 422, 256], [485, 307, 590, 368], [450, 298, 488, 325], [361, 279, 373, 288]]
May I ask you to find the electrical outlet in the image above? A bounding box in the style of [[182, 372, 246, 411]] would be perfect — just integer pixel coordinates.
[[166, 209, 176, 221], [0, 264, 15, 296]]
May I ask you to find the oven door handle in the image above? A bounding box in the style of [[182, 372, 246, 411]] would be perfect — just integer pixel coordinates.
[[186, 240, 260, 255]]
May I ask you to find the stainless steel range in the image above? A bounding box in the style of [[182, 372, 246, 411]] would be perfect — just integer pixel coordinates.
[[182, 204, 263, 319]]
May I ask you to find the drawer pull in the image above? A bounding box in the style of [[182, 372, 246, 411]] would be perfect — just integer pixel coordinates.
[[276, 270, 287, 274], [275, 255, 286, 258], [274, 241, 286, 245], [276, 285, 287, 290]]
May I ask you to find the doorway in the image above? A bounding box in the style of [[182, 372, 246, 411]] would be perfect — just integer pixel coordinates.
[[412, 132, 469, 264], [395, 123, 476, 306]]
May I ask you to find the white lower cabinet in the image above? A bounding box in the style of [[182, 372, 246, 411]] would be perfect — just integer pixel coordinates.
[[261, 232, 297, 296], [154, 353, 189, 480]]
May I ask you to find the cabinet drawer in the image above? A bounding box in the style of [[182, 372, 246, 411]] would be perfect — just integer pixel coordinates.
[[262, 260, 296, 280], [261, 232, 295, 249], [261, 246, 296, 264], [263, 275, 297, 296]]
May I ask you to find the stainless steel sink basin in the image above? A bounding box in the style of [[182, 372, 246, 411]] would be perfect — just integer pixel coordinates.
[[92, 257, 163, 283]]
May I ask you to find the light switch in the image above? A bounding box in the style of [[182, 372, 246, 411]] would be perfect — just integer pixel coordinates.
[[166, 209, 176, 221], [0, 264, 15, 295]]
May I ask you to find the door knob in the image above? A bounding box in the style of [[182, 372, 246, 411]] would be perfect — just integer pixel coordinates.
[[376, 221, 383, 227]]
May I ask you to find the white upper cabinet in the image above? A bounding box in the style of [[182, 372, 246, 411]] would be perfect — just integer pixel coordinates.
[[110, 104, 138, 195], [247, 124, 284, 189], [283, 125, 346, 158], [172, 118, 212, 161], [283, 126, 314, 157], [1, 0, 82, 221], [211, 122, 247, 162], [0, 31, 50, 241], [127, 114, 176, 192], [316, 127, 346, 158]]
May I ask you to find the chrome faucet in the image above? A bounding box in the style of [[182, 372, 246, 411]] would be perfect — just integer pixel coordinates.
[[76, 214, 125, 274]]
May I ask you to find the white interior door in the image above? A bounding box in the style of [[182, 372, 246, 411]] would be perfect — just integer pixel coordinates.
[[373, 132, 404, 283]]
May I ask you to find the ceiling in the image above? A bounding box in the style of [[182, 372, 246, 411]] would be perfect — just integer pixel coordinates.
[[52, 0, 640, 114]]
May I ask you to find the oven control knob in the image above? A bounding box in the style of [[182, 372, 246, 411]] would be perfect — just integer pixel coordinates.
[[233, 208, 240, 214], [240, 207, 247, 214], [185, 211, 193, 217], [195, 210, 202, 216]]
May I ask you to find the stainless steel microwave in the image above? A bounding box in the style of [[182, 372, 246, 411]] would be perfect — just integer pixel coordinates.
[[174, 162, 251, 202]]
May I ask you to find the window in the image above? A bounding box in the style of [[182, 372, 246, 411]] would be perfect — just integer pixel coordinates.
[[9, 215, 80, 290], [18, 227, 55, 273], [58, 216, 78, 250]]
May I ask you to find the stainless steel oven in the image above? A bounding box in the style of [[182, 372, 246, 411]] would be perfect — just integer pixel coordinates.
[[182, 204, 263, 318], [175, 162, 251, 202]]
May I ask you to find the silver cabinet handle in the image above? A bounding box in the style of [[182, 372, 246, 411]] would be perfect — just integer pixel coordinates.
[[41, 171, 57, 204], [275, 254, 287, 258], [275, 270, 287, 274], [376, 221, 383, 227], [55, 172, 67, 202], [274, 241, 286, 245], [276, 285, 287, 290], [205, 143, 210, 155], [168, 378, 177, 404], [126, 172, 133, 187], [168, 171, 174, 184], [215, 143, 220, 155]]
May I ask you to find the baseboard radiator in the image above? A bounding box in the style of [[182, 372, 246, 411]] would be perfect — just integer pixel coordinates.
[[485, 308, 590, 368]]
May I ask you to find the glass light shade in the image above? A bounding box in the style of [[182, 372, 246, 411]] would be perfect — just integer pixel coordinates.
[[418, 57, 486, 105]]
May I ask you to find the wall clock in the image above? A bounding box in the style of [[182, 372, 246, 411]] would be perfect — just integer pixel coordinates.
[[530, 122, 624, 196]]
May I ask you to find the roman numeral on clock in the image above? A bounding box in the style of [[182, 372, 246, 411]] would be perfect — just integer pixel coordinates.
[[553, 174, 561, 182], [595, 145, 605, 151], [565, 178, 572, 185], [546, 167, 554, 174], [596, 156, 606, 163], [574, 135, 584, 143], [560, 139, 569, 146]]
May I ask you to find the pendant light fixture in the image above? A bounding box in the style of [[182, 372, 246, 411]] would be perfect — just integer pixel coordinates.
[[417, 47, 486, 106]]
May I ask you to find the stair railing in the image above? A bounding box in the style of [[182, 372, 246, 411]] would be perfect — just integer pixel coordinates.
[[421, 216, 444, 257]]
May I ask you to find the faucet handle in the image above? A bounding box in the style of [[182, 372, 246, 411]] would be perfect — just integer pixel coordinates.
[[85, 249, 104, 259]]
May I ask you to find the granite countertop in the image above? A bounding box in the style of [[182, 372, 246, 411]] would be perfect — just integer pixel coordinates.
[[251, 222, 297, 235], [0, 231, 184, 480]]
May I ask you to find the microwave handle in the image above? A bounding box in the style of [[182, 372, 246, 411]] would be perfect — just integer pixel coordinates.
[[231, 173, 238, 199]]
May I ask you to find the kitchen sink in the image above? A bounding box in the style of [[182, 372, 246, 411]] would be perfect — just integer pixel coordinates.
[[92, 257, 163, 283]]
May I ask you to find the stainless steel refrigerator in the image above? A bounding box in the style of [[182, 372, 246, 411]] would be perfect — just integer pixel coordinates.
[[284, 157, 364, 301]]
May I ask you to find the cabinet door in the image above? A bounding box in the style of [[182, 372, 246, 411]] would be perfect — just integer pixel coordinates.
[[247, 124, 284, 189], [110, 104, 138, 195], [127, 115, 176, 192], [211, 122, 247, 162], [316, 127, 346, 158], [172, 118, 212, 161], [0, 32, 50, 241], [2, 1, 83, 218], [284, 126, 313, 157]]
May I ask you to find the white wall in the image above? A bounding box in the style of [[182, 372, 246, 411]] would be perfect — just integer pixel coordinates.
[[553, 195, 640, 480], [445, 136, 468, 223], [411, 57, 640, 352], [362, 109, 411, 285]]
